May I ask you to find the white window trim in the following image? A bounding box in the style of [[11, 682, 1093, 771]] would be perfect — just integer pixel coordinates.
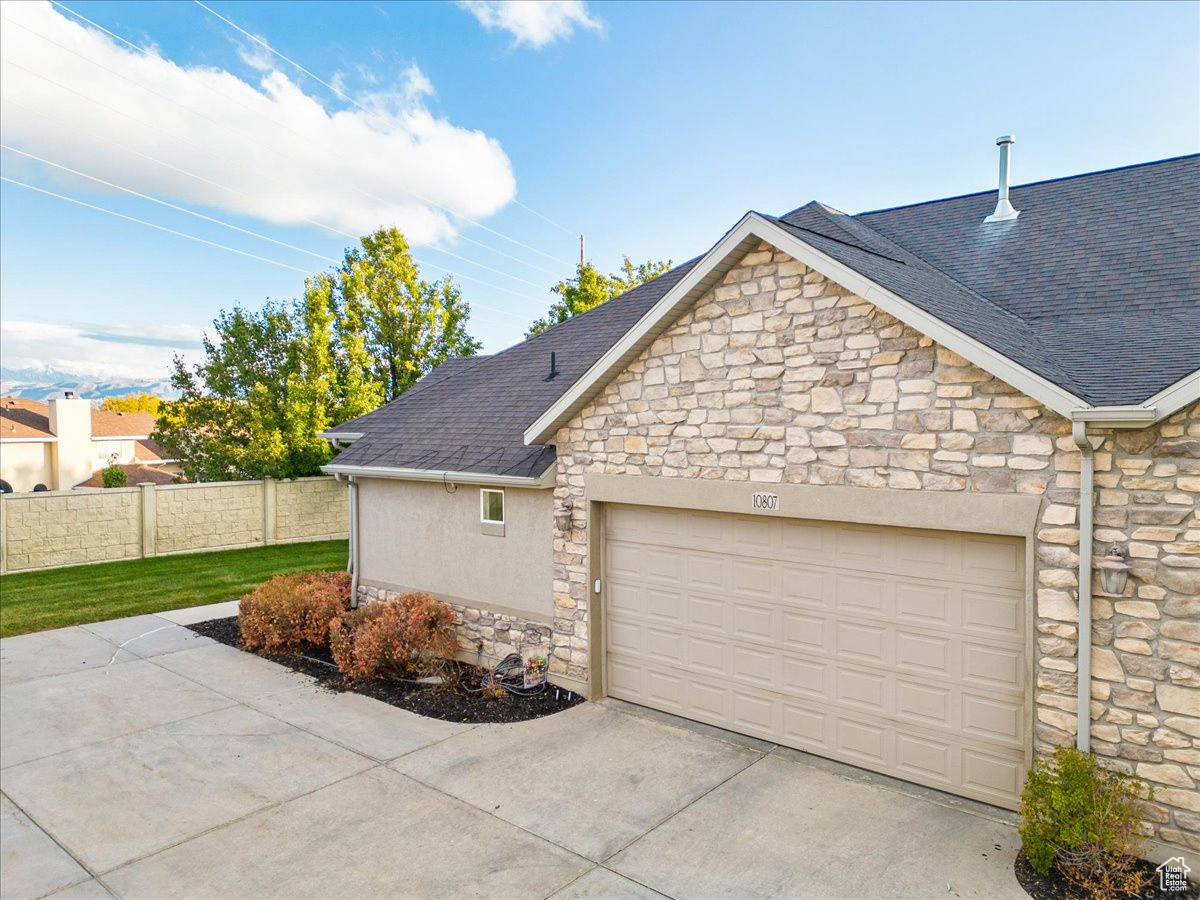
[[480, 488, 505, 525]]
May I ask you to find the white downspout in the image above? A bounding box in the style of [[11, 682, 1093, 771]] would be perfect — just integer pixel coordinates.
[[333, 472, 361, 608], [348, 474, 360, 608], [1072, 422, 1094, 752]]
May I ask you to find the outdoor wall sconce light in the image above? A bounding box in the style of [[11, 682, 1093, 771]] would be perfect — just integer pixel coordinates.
[[1098, 544, 1132, 596], [554, 500, 575, 535]]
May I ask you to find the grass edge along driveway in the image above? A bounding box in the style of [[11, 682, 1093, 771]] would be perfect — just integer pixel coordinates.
[[0, 540, 348, 637]]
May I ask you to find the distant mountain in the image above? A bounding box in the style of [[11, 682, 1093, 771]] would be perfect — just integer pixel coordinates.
[[0, 367, 178, 402]]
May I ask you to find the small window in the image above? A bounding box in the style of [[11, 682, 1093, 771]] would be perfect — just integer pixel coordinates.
[[480, 489, 505, 525]]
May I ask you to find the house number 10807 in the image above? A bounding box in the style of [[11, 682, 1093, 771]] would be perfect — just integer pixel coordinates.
[[751, 492, 780, 511]]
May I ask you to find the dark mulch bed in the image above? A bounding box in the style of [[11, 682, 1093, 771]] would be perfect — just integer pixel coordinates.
[[188, 616, 584, 725], [1015, 852, 1198, 900]]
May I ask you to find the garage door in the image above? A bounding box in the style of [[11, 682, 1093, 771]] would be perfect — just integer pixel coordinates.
[[604, 504, 1029, 808]]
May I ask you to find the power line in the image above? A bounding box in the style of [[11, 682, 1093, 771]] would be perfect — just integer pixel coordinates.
[[190, 0, 576, 268], [2, 144, 339, 264], [6, 9, 566, 285], [1, 176, 316, 274], [49, 0, 564, 280], [0, 63, 362, 242], [0, 172, 529, 322], [1, 83, 538, 315], [513, 198, 578, 237]]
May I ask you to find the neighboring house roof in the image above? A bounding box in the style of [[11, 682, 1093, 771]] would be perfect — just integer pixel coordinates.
[[0, 397, 157, 441], [324, 154, 1200, 482], [77, 463, 178, 488], [90, 410, 156, 438], [0, 397, 55, 440], [134, 438, 172, 463]]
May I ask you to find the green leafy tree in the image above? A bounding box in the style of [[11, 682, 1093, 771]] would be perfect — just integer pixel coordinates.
[[341, 228, 480, 400], [101, 392, 161, 414], [155, 227, 480, 482], [526, 256, 672, 338]]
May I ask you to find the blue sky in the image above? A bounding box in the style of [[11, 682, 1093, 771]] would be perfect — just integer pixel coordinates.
[[1, 0, 1197, 382]]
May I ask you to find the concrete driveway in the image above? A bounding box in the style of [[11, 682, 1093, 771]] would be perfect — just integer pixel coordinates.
[[1, 604, 1026, 899]]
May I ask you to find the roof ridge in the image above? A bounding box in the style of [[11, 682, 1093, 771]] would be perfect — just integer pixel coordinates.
[[772, 203, 908, 265], [852, 153, 1200, 219], [805, 205, 1089, 395]]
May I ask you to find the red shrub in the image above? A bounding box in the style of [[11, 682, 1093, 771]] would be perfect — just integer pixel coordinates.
[[239, 571, 351, 654], [329, 593, 458, 682]]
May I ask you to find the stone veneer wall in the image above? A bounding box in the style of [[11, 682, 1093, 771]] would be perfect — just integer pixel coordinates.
[[357, 584, 554, 667], [551, 241, 1200, 852]]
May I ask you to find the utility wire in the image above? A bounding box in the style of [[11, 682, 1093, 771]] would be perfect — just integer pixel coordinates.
[[0, 23, 549, 296], [0, 82, 534, 314], [6, 10, 563, 285], [53, 0, 564, 279], [0, 176, 315, 274], [0, 76, 360, 242], [190, 0, 575, 268], [513, 198, 578, 237], [1, 144, 338, 263], [0, 173, 527, 321]]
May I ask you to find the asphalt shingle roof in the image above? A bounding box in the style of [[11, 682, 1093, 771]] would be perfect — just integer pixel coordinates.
[[849, 155, 1200, 405], [328, 155, 1199, 478], [330, 261, 699, 477]]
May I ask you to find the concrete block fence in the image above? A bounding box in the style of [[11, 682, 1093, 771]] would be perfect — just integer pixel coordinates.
[[0, 476, 348, 573]]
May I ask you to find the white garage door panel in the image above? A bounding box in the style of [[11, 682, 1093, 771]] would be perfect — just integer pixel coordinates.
[[604, 505, 1029, 809]]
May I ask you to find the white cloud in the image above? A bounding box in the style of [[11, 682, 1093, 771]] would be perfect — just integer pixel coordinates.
[[0, 320, 203, 381], [458, 1, 603, 48], [0, 1, 516, 244]]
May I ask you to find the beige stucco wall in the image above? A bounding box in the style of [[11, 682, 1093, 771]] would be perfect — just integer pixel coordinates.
[[357, 478, 554, 621], [0, 442, 54, 492], [549, 241, 1199, 854], [1, 476, 348, 572]]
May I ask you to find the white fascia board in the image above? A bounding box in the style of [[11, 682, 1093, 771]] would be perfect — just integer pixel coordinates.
[[321, 463, 555, 489], [317, 431, 364, 442], [0, 436, 57, 443], [1141, 371, 1200, 422], [93, 435, 151, 441], [524, 214, 1089, 444]]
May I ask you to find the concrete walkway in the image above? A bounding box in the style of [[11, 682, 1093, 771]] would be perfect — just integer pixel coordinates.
[[1, 605, 1027, 899]]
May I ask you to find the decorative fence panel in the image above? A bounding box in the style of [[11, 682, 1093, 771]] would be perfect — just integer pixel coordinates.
[[0, 476, 347, 573]]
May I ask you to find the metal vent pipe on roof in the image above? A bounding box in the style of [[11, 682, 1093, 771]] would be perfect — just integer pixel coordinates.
[[984, 135, 1020, 223]]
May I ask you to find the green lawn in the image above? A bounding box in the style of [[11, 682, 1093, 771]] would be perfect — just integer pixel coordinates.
[[0, 540, 349, 638]]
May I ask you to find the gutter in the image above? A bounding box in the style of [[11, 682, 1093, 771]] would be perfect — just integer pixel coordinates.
[[322, 463, 555, 489], [318, 431, 364, 449]]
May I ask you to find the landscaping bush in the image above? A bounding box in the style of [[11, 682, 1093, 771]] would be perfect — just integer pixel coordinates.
[[239, 571, 350, 653], [1018, 746, 1151, 898], [329, 593, 458, 682]]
